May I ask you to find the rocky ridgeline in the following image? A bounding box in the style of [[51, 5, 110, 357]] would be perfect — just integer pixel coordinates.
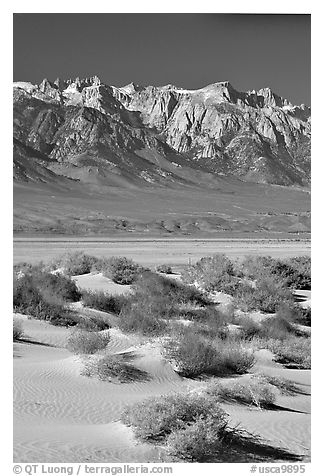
[[13, 76, 311, 186]]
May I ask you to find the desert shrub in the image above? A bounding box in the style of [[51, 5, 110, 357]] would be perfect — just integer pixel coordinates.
[[266, 337, 311, 369], [122, 392, 228, 441], [164, 328, 255, 378], [240, 255, 311, 290], [49, 251, 99, 276], [286, 256, 311, 289], [119, 300, 168, 336], [14, 274, 43, 311], [296, 307, 311, 326], [206, 378, 277, 408], [13, 274, 79, 326], [177, 305, 224, 324], [273, 303, 311, 330], [258, 315, 296, 340], [67, 329, 110, 354], [75, 314, 111, 331], [133, 272, 209, 307], [181, 254, 238, 293], [166, 415, 226, 462], [88, 257, 110, 273], [102, 256, 143, 285], [287, 305, 311, 327], [112, 271, 215, 336], [257, 374, 303, 396], [14, 261, 45, 276], [233, 276, 294, 313], [81, 290, 129, 314], [81, 354, 149, 383], [237, 316, 261, 340], [156, 264, 173, 274], [117, 273, 211, 336], [240, 256, 279, 280], [34, 272, 81, 302], [13, 269, 80, 304], [13, 319, 23, 340]]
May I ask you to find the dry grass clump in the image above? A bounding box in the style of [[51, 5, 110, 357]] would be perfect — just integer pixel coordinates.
[[122, 392, 228, 441], [117, 272, 211, 336], [166, 415, 226, 462], [277, 304, 311, 327], [233, 276, 294, 313], [119, 300, 168, 336], [75, 314, 111, 332], [164, 327, 255, 378], [206, 377, 277, 408], [240, 255, 311, 290], [156, 264, 173, 274], [256, 374, 304, 396], [181, 253, 239, 294], [122, 388, 300, 462], [81, 290, 129, 314], [14, 269, 81, 303], [102, 257, 145, 285], [266, 336, 311, 369], [13, 273, 79, 326], [133, 272, 210, 306], [49, 251, 99, 276], [13, 318, 24, 340], [81, 354, 149, 383], [66, 329, 110, 354]]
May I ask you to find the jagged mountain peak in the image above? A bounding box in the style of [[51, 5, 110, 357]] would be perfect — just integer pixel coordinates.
[[13, 75, 311, 188], [118, 82, 144, 95]]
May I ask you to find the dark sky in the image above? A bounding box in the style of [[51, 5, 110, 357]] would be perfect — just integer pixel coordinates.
[[13, 13, 311, 105]]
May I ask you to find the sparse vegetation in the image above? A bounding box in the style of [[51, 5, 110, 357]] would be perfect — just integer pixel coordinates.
[[81, 290, 129, 314], [156, 264, 173, 274], [258, 315, 297, 340], [75, 314, 111, 331], [102, 257, 144, 284], [238, 316, 262, 340], [266, 336, 311, 369], [181, 253, 239, 293], [240, 255, 311, 290], [119, 300, 168, 336], [206, 377, 277, 408], [13, 273, 79, 326], [164, 328, 255, 377], [256, 374, 304, 396], [117, 272, 211, 336], [122, 392, 228, 441], [133, 272, 210, 306], [49, 251, 99, 276], [81, 354, 149, 383], [233, 276, 294, 313], [166, 415, 226, 462], [13, 319, 24, 340], [14, 268, 81, 302], [66, 329, 110, 354]]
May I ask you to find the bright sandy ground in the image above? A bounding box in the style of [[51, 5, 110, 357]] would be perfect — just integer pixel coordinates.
[[13, 274, 311, 463]]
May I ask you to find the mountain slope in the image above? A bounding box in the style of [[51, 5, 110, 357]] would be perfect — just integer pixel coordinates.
[[13, 77, 311, 187], [13, 77, 311, 236]]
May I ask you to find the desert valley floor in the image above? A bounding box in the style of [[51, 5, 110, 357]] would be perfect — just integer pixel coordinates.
[[13, 239, 311, 463], [13, 237, 311, 266]]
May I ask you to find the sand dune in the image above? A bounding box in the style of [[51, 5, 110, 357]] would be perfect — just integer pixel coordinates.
[[14, 314, 310, 463], [73, 273, 133, 295], [14, 273, 311, 462], [14, 317, 196, 462]]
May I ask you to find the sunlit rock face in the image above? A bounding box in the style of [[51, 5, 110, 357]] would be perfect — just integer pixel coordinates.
[[13, 77, 310, 186]]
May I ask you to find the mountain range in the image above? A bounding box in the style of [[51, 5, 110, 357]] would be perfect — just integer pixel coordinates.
[[13, 77, 311, 236]]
